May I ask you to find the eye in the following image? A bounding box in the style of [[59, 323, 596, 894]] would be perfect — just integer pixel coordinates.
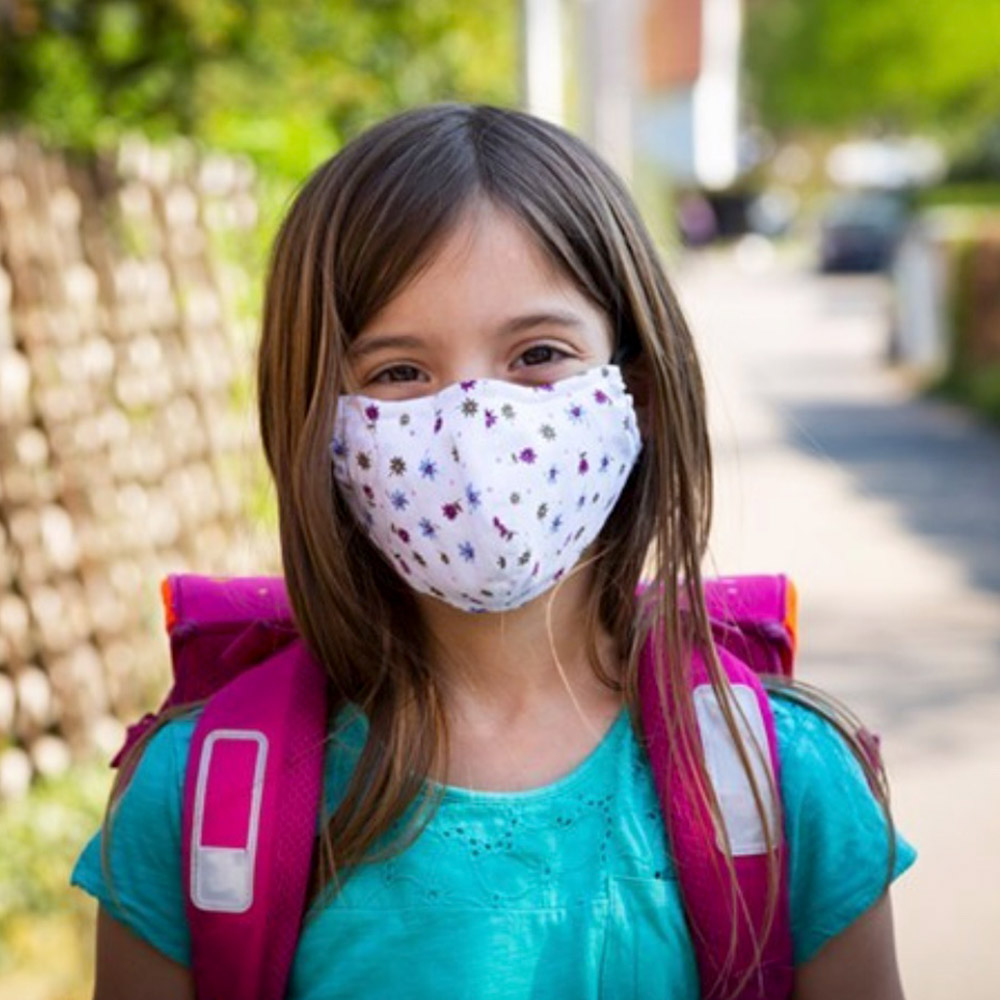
[[371, 363, 424, 384], [516, 344, 572, 367]]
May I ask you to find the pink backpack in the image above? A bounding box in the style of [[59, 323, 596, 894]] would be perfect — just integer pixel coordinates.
[[113, 573, 798, 1000]]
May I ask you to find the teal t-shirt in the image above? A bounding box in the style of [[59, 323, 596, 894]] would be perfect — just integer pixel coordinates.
[[72, 696, 914, 999]]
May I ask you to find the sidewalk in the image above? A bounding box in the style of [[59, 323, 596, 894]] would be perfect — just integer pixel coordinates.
[[677, 247, 1000, 999]]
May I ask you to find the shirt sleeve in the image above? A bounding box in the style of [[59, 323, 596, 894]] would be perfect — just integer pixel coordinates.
[[773, 695, 916, 964], [70, 716, 197, 966]]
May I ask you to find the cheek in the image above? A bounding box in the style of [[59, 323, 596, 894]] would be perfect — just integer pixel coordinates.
[[591, 318, 615, 362]]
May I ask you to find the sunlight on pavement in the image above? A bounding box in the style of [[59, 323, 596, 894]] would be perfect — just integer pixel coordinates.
[[677, 247, 1000, 1000]]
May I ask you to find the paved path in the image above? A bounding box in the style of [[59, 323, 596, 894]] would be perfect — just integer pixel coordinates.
[[675, 246, 1000, 1000]]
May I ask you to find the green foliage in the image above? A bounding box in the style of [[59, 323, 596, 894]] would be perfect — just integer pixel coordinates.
[[932, 363, 1000, 427], [0, 0, 519, 179], [929, 233, 1000, 428], [745, 0, 1000, 138], [917, 184, 1000, 209], [962, 365, 1000, 425], [0, 763, 113, 999], [0, 764, 110, 924]]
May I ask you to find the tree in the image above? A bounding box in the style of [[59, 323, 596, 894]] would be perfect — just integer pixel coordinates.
[[0, 0, 518, 177], [745, 0, 1000, 142]]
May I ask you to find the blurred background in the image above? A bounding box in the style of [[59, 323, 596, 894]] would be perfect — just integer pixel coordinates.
[[0, 1, 997, 997]]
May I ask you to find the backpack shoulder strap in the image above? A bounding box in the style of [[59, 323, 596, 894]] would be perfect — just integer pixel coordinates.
[[639, 577, 795, 1000], [175, 578, 328, 1000]]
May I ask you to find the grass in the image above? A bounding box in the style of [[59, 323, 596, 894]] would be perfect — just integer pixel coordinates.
[[0, 762, 113, 1000], [931, 365, 1000, 428]]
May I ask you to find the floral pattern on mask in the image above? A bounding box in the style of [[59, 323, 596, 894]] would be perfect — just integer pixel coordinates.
[[330, 365, 642, 613]]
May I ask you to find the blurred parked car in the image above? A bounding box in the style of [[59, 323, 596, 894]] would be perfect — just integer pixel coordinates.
[[747, 187, 800, 239], [818, 190, 910, 272]]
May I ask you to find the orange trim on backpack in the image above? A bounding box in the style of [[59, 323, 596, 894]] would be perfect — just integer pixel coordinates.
[[783, 576, 799, 655], [161, 577, 178, 633]]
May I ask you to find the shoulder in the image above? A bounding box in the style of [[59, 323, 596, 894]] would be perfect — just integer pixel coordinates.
[[134, 713, 198, 787], [769, 693, 861, 777], [767, 688, 885, 837], [114, 713, 199, 835], [107, 713, 197, 841], [71, 702, 364, 967], [112, 702, 366, 828], [71, 713, 199, 966], [125, 700, 366, 801], [766, 691, 916, 964], [768, 691, 888, 824]]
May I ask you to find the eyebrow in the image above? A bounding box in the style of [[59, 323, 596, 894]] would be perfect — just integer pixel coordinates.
[[348, 334, 424, 360], [498, 310, 585, 336], [350, 310, 586, 359]]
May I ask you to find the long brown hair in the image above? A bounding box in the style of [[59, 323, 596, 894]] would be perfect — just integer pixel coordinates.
[[254, 103, 892, 987]]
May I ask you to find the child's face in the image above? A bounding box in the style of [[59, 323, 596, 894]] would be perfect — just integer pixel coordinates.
[[346, 202, 613, 400]]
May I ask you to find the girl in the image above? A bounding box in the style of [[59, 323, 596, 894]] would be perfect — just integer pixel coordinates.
[[73, 104, 914, 999]]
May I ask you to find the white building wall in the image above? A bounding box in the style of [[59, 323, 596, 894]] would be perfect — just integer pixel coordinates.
[[693, 0, 742, 189], [522, 0, 744, 190]]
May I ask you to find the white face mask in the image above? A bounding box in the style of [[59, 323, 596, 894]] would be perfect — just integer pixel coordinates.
[[330, 365, 642, 613]]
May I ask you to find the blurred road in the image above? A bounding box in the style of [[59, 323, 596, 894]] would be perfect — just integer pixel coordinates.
[[678, 245, 1000, 1000]]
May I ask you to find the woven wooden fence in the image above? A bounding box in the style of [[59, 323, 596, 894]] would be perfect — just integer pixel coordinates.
[[0, 134, 275, 797]]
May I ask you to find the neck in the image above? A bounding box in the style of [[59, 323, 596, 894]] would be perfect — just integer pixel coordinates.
[[417, 565, 622, 733]]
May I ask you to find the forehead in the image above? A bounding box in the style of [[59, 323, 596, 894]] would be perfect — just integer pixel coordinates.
[[360, 202, 602, 335], [426, 202, 557, 278]]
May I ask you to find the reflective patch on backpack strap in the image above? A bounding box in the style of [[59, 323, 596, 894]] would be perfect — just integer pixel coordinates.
[[190, 729, 268, 913], [693, 684, 779, 856]]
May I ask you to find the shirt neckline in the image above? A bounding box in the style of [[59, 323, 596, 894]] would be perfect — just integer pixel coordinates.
[[433, 705, 631, 804]]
